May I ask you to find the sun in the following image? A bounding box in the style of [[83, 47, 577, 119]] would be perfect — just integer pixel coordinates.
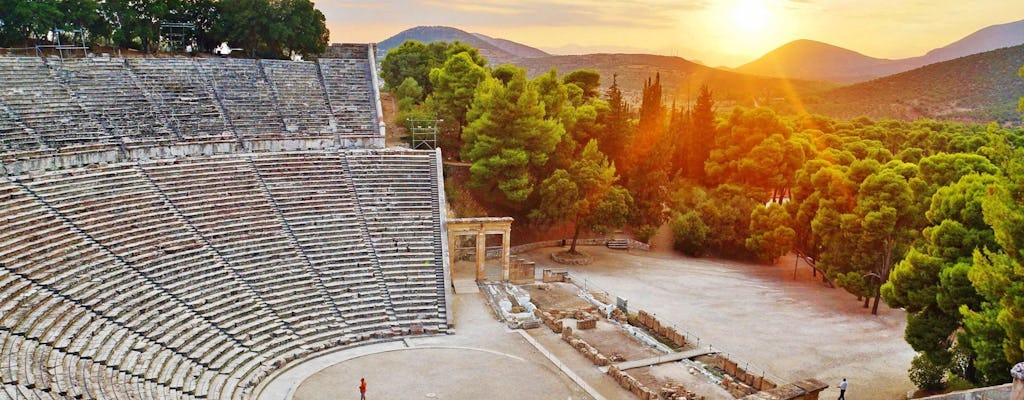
[[731, 0, 773, 35]]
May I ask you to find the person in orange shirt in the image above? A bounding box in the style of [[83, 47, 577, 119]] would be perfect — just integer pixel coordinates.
[[359, 378, 367, 400]]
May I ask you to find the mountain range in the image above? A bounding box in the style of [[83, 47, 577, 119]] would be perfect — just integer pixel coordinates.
[[376, 22, 1024, 124], [376, 26, 836, 104], [735, 18, 1024, 83]]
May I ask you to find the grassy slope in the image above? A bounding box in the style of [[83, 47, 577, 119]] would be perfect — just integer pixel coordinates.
[[807, 44, 1024, 124]]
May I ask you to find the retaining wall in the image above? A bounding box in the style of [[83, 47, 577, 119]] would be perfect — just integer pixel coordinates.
[[914, 384, 1012, 400], [2, 136, 384, 175]]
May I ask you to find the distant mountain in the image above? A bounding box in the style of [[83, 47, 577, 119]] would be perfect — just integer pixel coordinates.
[[471, 33, 550, 59], [735, 39, 891, 83], [512, 53, 836, 104], [914, 18, 1024, 66], [376, 26, 548, 65], [737, 18, 1024, 83], [807, 44, 1024, 124]]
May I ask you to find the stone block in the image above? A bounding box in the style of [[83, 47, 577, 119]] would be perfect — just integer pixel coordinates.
[[576, 318, 597, 330], [725, 360, 738, 376]]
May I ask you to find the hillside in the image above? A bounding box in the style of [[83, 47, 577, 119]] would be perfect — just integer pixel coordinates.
[[512, 53, 836, 105], [913, 18, 1024, 66], [471, 32, 550, 59], [735, 39, 893, 84], [378, 27, 834, 105], [807, 44, 1024, 124], [377, 26, 548, 64], [736, 18, 1024, 83]]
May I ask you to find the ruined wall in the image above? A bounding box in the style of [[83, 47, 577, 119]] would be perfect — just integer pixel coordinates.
[[508, 258, 536, 284], [632, 309, 781, 395]]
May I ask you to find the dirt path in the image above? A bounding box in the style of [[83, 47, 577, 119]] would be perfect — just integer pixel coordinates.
[[379, 92, 406, 147], [520, 247, 915, 400]]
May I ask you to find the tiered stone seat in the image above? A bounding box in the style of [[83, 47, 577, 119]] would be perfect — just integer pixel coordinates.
[[53, 58, 173, 141], [344, 150, 446, 330], [0, 326, 203, 400], [260, 60, 334, 135], [0, 57, 110, 148], [197, 59, 285, 138], [0, 45, 456, 398], [140, 156, 350, 347], [20, 165, 287, 376], [318, 58, 377, 135], [0, 102, 42, 151], [127, 58, 231, 139], [0, 179, 236, 397], [251, 152, 395, 336]]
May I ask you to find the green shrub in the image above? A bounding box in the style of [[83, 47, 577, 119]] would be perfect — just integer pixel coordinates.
[[634, 225, 659, 244], [909, 354, 947, 391], [671, 211, 707, 256]]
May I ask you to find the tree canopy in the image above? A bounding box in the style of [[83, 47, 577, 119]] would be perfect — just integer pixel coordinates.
[[531, 140, 632, 253], [0, 0, 329, 58], [387, 44, 1024, 391]]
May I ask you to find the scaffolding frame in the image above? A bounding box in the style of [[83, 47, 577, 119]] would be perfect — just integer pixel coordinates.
[[407, 117, 440, 150], [35, 28, 89, 61], [159, 22, 196, 52]]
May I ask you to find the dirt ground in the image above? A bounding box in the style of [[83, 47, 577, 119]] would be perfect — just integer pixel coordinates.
[[521, 246, 916, 400], [526, 282, 595, 312]]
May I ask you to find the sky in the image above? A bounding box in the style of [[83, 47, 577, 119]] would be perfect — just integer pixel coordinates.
[[318, 0, 1024, 68]]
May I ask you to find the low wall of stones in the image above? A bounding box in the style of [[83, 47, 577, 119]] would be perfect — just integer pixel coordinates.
[[559, 326, 663, 400], [918, 363, 1023, 400], [709, 355, 774, 396], [535, 309, 564, 333], [550, 251, 593, 265], [509, 238, 651, 254], [914, 384, 1012, 400], [633, 310, 688, 349], [471, 238, 649, 260], [631, 309, 779, 396]]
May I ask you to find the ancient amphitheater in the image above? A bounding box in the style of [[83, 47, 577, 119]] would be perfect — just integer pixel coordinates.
[[0, 44, 456, 399]]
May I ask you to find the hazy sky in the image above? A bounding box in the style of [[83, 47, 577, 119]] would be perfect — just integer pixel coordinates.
[[320, 0, 1024, 67]]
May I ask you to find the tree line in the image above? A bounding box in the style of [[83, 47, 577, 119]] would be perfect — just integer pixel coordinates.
[[0, 0, 328, 58], [383, 40, 1024, 393]]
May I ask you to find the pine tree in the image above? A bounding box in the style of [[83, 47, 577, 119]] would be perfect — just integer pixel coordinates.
[[599, 74, 633, 168], [686, 84, 715, 183], [461, 67, 564, 205]]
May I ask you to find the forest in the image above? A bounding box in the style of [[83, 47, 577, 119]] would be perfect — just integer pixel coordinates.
[[0, 0, 328, 58], [382, 40, 1024, 392]]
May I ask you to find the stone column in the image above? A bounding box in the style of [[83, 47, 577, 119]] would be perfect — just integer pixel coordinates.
[[475, 231, 486, 281], [1012, 362, 1024, 400], [501, 227, 511, 282]]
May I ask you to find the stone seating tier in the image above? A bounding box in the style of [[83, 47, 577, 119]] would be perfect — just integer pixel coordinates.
[[0, 54, 382, 158], [0, 149, 445, 398]]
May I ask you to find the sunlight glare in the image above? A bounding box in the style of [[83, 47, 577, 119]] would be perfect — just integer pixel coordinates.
[[732, 0, 772, 35]]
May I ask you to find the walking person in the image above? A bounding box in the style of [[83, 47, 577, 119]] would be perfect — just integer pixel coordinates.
[[837, 378, 847, 400], [359, 377, 367, 400]]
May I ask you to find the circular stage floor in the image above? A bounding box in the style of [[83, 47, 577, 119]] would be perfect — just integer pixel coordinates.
[[293, 346, 577, 400]]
